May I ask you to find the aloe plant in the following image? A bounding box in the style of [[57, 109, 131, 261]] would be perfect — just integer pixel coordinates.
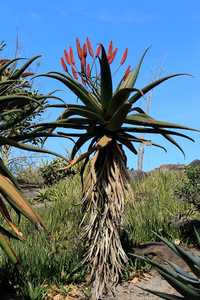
[[134, 229, 200, 300], [33, 38, 196, 299], [0, 47, 69, 264]]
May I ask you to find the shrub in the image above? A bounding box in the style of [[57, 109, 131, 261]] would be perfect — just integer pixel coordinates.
[[39, 158, 81, 186], [175, 165, 200, 211]]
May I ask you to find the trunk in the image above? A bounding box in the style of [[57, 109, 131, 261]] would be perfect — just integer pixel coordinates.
[[81, 140, 131, 299]]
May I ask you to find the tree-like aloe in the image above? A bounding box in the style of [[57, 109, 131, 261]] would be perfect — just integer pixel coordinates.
[[34, 38, 196, 299], [0, 46, 68, 263]]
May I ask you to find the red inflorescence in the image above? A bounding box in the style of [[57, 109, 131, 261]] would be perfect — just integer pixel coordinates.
[[86, 38, 94, 57], [83, 43, 87, 58], [108, 40, 113, 58], [61, 38, 130, 86], [108, 48, 118, 64], [123, 65, 131, 80], [86, 64, 91, 78], [95, 45, 101, 57], [81, 55, 86, 73], [71, 65, 78, 80], [120, 48, 128, 65], [64, 49, 71, 65], [69, 47, 75, 65], [76, 38, 82, 60], [61, 57, 68, 72]]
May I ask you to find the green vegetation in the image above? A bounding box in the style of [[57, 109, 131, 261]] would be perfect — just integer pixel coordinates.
[[0, 175, 84, 297], [125, 170, 191, 244], [176, 165, 200, 211], [1, 168, 199, 298], [39, 158, 81, 186], [0, 39, 198, 300]]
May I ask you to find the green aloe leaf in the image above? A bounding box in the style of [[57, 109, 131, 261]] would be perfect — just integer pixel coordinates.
[[0, 136, 68, 161], [0, 58, 22, 77], [0, 233, 18, 264], [122, 127, 195, 142], [194, 227, 200, 246], [166, 261, 199, 285], [161, 134, 185, 156], [133, 254, 200, 298], [99, 44, 113, 111], [106, 101, 132, 131], [129, 74, 191, 104], [125, 113, 197, 131], [108, 88, 142, 117], [0, 174, 45, 229], [119, 132, 167, 152], [62, 105, 104, 123], [71, 132, 96, 160], [0, 158, 20, 189], [30, 120, 89, 131], [0, 95, 40, 107], [116, 136, 137, 154], [10, 56, 41, 80], [175, 246, 200, 278], [37, 73, 102, 113], [117, 47, 149, 92]]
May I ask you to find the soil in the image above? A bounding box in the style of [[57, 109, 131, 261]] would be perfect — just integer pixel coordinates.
[[104, 270, 176, 300]]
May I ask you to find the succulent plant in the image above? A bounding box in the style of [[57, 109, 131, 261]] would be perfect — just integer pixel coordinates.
[[134, 228, 200, 300], [0, 47, 68, 263], [33, 38, 197, 299]]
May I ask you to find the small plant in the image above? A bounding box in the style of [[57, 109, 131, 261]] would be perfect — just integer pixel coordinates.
[[23, 282, 47, 300], [134, 228, 200, 299]]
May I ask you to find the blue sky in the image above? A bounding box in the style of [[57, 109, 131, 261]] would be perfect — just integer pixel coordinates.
[[1, 0, 200, 170]]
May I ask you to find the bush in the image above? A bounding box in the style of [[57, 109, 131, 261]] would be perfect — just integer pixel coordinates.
[[175, 165, 200, 210], [39, 158, 81, 186]]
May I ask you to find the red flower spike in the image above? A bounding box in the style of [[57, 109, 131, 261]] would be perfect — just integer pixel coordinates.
[[86, 38, 94, 57], [69, 47, 75, 65], [108, 40, 113, 58], [120, 48, 128, 65], [95, 45, 101, 57], [60, 57, 68, 72], [76, 38, 82, 60], [123, 65, 131, 80], [64, 49, 71, 65], [81, 55, 86, 73], [71, 65, 78, 80], [108, 48, 118, 64], [86, 64, 91, 78], [83, 43, 87, 57]]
